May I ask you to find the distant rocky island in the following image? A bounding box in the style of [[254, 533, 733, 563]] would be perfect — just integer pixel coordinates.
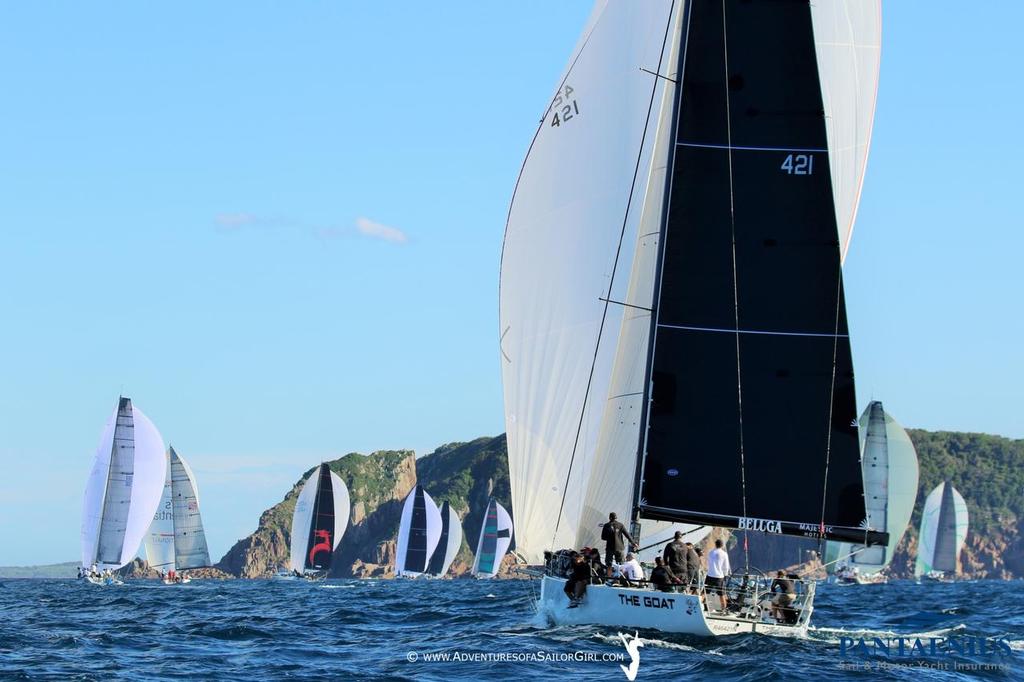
[[207, 428, 1021, 581], [215, 434, 513, 579], [21, 428, 1020, 581]]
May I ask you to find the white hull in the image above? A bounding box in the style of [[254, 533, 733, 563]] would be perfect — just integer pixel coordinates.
[[836, 572, 887, 585], [162, 577, 192, 585], [84, 575, 123, 586], [539, 576, 811, 638]]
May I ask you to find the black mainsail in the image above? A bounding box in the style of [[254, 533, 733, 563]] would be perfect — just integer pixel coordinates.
[[635, 0, 885, 547]]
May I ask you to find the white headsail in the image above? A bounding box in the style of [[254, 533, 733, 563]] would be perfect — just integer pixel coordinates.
[[810, 0, 882, 260], [472, 499, 514, 578], [289, 463, 350, 574], [827, 401, 919, 574], [395, 485, 442, 577], [81, 397, 167, 570], [499, 0, 685, 565]]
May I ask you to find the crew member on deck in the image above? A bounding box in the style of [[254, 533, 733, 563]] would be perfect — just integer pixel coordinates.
[[706, 539, 731, 612], [685, 542, 701, 591], [770, 570, 796, 621], [663, 531, 687, 577], [563, 552, 591, 606], [601, 512, 637, 577], [618, 552, 645, 585], [650, 557, 683, 592]]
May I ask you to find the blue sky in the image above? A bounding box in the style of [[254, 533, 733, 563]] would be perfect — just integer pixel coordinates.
[[0, 2, 1020, 565]]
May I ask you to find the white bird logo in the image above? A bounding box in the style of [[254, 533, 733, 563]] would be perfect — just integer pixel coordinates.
[[618, 631, 643, 681]]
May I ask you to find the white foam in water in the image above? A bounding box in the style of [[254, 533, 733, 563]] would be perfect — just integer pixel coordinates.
[[592, 632, 723, 656], [808, 623, 967, 644]]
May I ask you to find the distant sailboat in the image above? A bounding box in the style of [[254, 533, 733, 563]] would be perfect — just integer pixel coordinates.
[[145, 447, 212, 584], [471, 499, 513, 578], [290, 463, 351, 579], [500, 0, 883, 636], [828, 401, 919, 584], [81, 397, 168, 585], [395, 485, 442, 578], [916, 481, 969, 581], [427, 501, 463, 578]]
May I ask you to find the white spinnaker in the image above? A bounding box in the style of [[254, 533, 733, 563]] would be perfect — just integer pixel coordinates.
[[810, 0, 882, 260], [396, 486, 443, 576], [144, 454, 175, 570], [80, 398, 166, 570], [170, 448, 211, 570], [573, 0, 706, 557], [329, 470, 350, 550], [831, 402, 918, 572], [434, 504, 463, 576], [499, 0, 679, 565], [289, 468, 319, 573]]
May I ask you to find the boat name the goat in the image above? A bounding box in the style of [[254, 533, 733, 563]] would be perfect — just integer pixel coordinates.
[[618, 594, 676, 610]]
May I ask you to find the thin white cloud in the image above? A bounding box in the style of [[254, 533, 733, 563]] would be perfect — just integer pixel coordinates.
[[356, 217, 407, 244], [215, 212, 260, 228]]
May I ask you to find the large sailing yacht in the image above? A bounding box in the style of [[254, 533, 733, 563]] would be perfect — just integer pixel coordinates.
[[499, 0, 884, 636]]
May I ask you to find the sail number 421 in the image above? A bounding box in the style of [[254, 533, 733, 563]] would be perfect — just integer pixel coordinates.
[[550, 84, 579, 127], [781, 154, 814, 175]]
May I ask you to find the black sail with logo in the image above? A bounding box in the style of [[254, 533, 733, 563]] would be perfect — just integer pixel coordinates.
[[305, 463, 336, 572], [636, 0, 883, 546]]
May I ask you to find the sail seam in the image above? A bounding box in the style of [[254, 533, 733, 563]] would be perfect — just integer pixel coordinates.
[[676, 141, 827, 153], [658, 323, 848, 338]]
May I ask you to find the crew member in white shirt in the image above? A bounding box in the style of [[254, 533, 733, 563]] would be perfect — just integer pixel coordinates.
[[705, 538, 731, 612], [619, 553, 645, 584]]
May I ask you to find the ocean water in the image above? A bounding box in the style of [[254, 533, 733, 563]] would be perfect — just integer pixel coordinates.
[[1, 578, 1021, 680]]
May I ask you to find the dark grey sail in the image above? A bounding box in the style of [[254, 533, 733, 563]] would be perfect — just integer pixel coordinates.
[[635, 0, 884, 547], [405, 487, 430, 573], [427, 502, 454, 575], [931, 481, 959, 573]]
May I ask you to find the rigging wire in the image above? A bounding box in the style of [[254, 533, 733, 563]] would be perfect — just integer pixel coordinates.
[[719, 0, 750, 572]]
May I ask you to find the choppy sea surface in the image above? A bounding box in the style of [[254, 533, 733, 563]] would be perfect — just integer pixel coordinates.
[[1, 577, 1022, 680]]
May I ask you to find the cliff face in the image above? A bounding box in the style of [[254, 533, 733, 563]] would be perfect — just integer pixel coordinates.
[[885, 430, 1024, 579], [215, 437, 512, 578], [218, 429, 1024, 580], [216, 450, 417, 578]]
